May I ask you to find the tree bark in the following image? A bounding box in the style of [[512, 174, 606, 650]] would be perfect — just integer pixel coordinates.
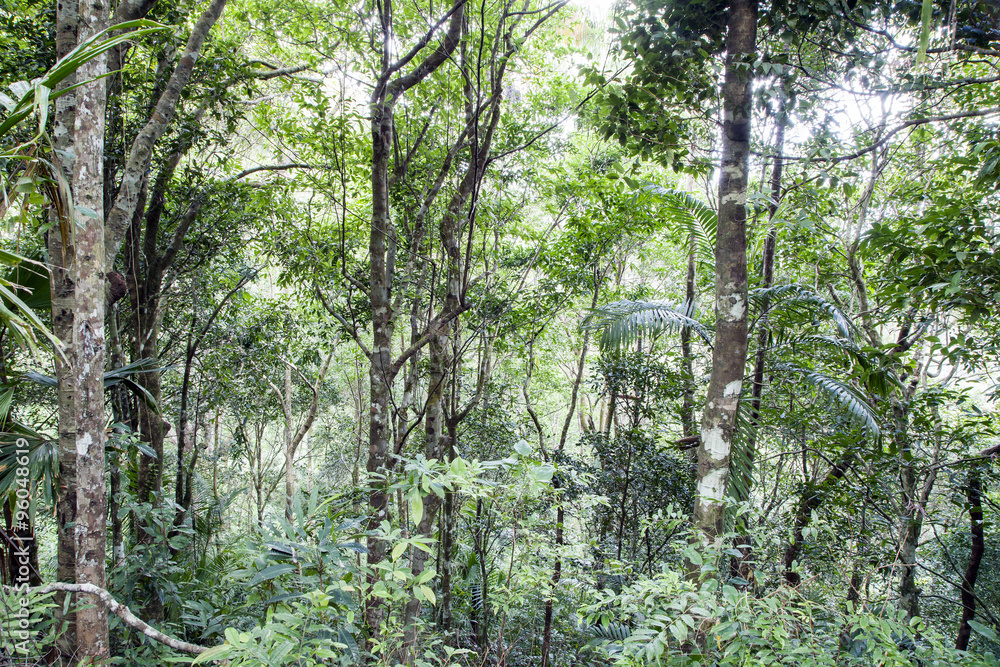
[[541, 287, 597, 667], [692, 0, 757, 542], [103, 0, 229, 266], [956, 463, 985, 651], [48, 0, 111, 659], [364, 0, 467, 639], [732, 90, 785, 582], [783, 452, 852, 585]]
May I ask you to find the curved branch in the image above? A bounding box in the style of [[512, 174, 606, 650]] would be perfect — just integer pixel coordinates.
[[35, 582, 209, 654]]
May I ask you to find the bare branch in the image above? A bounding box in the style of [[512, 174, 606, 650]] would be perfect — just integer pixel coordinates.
[[34, 583, 209, 655]]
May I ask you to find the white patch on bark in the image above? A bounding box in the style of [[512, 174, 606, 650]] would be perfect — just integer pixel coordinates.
[[721, 192, 746, 206], [697, 467, 727, 502], [76, 432, 93, 456], [724, 380, 743, 397], [721, 164, 743, 178], [728, 294, 745, 319], [703, 426, 728, 461]]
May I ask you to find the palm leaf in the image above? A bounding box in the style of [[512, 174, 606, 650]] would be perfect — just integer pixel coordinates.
[[19, 358, 165, 414], [0, 423, 57, 507], [773, 363, 882, 443], [582, 300, 712, 352], [0, 20, 169, 139], [644, 186, 716, 267], [750, 284, 855, 339], [727, 396, 756, 505]]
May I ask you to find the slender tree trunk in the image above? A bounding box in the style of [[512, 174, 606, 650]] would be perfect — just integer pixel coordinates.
[[541, 287, 597, 667], [732, 91, 785, 582], [50, 0, 81, 657], [896, 368, 931, 623], [680, 246, 696, 445], [401, 317, 448, 659], [783, 452, 852, 585], [283, 363, 294, 521], [692, 0, 757, 541], [896, 402, 921, 622], [49, 0, 111, 658], [956, 463, 985, 650]]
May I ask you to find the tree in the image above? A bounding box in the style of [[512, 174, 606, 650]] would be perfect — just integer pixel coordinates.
[[47, 0, 111, 658]]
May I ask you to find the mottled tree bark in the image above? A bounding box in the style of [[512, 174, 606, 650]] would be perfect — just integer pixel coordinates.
[[896, 368, 934, 623], [50, 0, 81, 655], [680, 246, 696, 445], [103, 0, 229, 267], [693, 0, 757, 541], [49, 0, 111, 659]]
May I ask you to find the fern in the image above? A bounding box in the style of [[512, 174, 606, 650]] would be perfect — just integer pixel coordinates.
[[582, 300, 712, 352]]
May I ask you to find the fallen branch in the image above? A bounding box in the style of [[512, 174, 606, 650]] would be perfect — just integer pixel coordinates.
[[35, 582, 208, 655]]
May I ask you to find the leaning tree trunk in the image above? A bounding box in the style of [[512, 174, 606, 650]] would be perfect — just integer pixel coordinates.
[[692, 0, 757, 542]]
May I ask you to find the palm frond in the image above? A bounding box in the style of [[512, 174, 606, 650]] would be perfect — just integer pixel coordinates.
[[644, 186, 716, 266], [750, 284, 855, 340], [582, 300, 712, 353], [768, 333, 899, 400], [19, 358, 165, 414], [774, 363, 882, 443], [0, 423, 57, 507], [727, 397, 756, 505]]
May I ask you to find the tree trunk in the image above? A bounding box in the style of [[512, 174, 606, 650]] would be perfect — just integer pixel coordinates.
[[731, 90, 785, 583], [283, 363, 294, 521], [680, 246, 696, 446], [49, 0, 111, 659], [541, 289, 596, 667], [956, 463, 985, 651], [364, 2, 467, 639], [896, 400, 922, 622], [401, 317, 449, 659], [783, 452, 852, 585], [692, 0, 757, 542]]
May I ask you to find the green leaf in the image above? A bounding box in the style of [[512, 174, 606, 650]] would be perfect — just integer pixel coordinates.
[[968, 620, 1000, 643], [248, 563, 296, 586], [410, 491, 424, 526], [190, 644, 233, 664]]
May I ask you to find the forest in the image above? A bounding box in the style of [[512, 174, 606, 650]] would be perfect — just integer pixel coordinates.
[[0, 0, 999, 664]]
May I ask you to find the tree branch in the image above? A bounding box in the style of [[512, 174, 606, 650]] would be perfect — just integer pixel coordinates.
[[35, 583, 209, 654], [105, 0, 230, 268]]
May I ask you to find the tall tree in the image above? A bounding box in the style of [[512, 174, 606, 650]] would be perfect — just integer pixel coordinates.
[[692, 0, 757, 541], [49, 0, 111, 659]]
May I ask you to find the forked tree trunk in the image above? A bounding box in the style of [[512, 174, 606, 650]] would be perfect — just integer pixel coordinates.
[[364, 1, 466, 639], [692, 0, 757, 542]]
